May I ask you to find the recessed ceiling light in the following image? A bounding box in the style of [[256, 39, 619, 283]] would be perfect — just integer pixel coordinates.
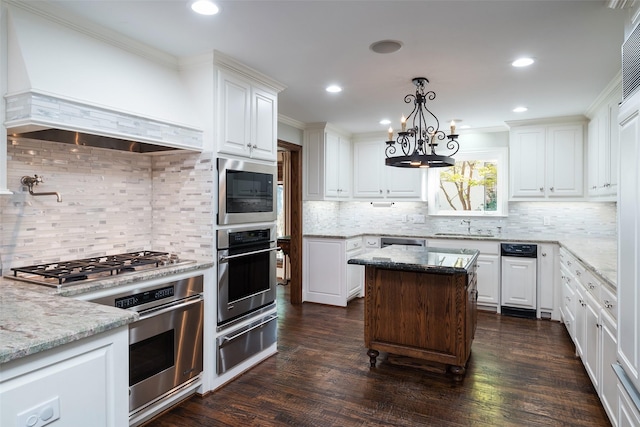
[[191, 0, 219, 15], [513, 106, 528, 113], [370, 40, 403, 54], [512, 57, 534, 67], [379, 119, 391, 125], [326, 85, 342, 93]]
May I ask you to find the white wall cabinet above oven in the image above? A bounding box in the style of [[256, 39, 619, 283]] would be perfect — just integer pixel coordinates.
[[352, 139, 423, 200], [215, 53, 285, 162], [304, 123, 352, 200], [508, 118, 586, 200]]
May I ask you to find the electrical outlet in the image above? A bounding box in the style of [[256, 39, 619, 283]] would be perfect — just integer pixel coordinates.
[[16, 396, 60, 427], [543, 216, 551, 226], [401, 214, 408, 222]]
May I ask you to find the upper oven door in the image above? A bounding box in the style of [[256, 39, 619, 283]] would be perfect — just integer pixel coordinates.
[[218, 157, 277, 225]]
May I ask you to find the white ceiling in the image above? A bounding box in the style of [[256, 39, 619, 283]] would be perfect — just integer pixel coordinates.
[[21, 0, 628, 135]]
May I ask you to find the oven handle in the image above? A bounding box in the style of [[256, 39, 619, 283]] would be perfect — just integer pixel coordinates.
[[219, 246, 278, 262], [220, 314, 278, 346], [137, 294, 203, 320]]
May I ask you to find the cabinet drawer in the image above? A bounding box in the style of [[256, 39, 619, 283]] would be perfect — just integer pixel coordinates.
[[581, 269, 601, 299], [364, 236, 380, 248], [346, 237, 363, 252], [600, 284, 617, 320]]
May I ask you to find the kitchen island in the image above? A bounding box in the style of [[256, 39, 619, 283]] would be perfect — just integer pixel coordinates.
[[348, 245, 479, 381]]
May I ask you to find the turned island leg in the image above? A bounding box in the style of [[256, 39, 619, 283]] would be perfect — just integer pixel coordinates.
[[367, 349, 379, 367], [449, 365, 466, 382]]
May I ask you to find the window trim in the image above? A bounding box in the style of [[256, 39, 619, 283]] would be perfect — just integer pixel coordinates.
[[427, 147, 508, 217]]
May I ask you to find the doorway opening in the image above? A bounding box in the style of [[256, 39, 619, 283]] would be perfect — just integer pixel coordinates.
[[277, 140, 302, 304]]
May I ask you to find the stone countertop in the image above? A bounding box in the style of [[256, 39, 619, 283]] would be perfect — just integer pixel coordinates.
[[306, 229, 617, 289], [0, 260, 213, 365], [348, 246, 479, 275]]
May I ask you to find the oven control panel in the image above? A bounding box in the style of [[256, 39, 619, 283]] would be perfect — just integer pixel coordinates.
[[115, 285, 175, 309]]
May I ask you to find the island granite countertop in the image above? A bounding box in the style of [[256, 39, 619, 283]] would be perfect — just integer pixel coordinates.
[[348, 246, 479, 275], [0, 260, 213, 364]]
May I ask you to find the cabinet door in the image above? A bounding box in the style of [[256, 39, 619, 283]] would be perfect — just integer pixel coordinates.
[[574, 284, 586, 357], [608, 99, 620, 194], [583, 290, 601, 388], [217, 71, 251, 156], [302, 238, 346, 306], [546, 124, 584, 197], [600, 310, 618, 426], [385, 165, 422, 198], [510, 127, 546, 198], [338, 136, 352, 198], [353, 141, 385, 198], [538, 244, 557, 317], [250, 87, 277, 161], [561, 270, 577, 340], [501, 257, 537, 309], [618, 100, 640, 393], [476, 254, 500, 307], [325, 133, 341, 197]]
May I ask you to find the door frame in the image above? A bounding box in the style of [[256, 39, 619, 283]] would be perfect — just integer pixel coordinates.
[[278, 140, 302, 304]]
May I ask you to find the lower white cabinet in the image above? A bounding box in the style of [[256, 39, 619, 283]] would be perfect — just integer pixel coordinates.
[[559, 246, 620, 427], [618, 380, 640, 427], [429, 239, 500, 311], [0, 327, 129, 427], [303, 237, 363, 306], [600, 309, 618, 426], [537, 243, 558, 319], [501, 256, 537, 310]]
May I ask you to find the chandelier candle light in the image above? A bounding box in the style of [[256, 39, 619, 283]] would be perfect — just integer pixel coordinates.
[[385, 77, 460, 168]]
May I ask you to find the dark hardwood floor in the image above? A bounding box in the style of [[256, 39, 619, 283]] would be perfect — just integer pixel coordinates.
[[146, 285, 611, 427]]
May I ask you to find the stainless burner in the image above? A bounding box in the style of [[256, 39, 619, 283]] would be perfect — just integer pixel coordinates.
[[7, 251, 193, 288]]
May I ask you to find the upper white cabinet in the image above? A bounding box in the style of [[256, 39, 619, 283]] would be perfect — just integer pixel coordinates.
[[587, 86, 620, 199], [215, 53, 284, 162], [509, 119, 585, 200], [353, 139, 423, 200], [304, 123, 352, 200]]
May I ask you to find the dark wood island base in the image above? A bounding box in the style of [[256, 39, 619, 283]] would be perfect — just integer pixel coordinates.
[[349, 246, 479, 382]]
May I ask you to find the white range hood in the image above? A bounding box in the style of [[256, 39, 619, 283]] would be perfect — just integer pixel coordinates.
[[4, 4, 203, 152]]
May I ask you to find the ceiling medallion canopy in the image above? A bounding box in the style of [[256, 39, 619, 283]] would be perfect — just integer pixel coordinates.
[[385, 77, 460, 168]]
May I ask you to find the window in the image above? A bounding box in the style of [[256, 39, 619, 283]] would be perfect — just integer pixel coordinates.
[[427, 147, 508, 216]]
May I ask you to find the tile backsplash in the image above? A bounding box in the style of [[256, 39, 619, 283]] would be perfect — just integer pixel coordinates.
[[304, 200, 617, 238], [0, 139, 214, 270]]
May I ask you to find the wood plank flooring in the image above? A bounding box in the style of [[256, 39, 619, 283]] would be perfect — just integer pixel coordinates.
[[146, 285, 611, 427]]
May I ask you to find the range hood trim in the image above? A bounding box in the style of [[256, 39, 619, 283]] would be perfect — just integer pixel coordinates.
[[5, 91, 204, 153]]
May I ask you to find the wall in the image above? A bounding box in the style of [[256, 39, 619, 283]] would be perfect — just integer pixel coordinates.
[[304, 200, 617, 238], [0, 138, 214, 270]]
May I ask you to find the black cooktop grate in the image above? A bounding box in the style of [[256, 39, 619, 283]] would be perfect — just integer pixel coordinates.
[[11, 251, 169, 284]]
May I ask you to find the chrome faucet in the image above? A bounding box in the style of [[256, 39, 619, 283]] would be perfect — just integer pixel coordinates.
[[461, 219, 471, 234]]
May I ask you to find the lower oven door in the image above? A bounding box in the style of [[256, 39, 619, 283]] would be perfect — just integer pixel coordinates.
[[217, 313, 278, 374], [129, 296, 203, 413], [217, 243, 277, 325]]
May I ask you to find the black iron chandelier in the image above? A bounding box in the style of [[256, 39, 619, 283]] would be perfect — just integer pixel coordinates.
[[385, 77, 459, 168]]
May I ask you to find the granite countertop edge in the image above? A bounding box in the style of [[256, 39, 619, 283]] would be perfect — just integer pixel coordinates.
[[0, 261, 213, 365], [306, 230, 617, 289]]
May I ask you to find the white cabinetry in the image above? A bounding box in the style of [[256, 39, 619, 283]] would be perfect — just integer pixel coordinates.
[[537, 243, 559, 320], [303, 237, 363, 306], [353, 139, 422, 200], [617, 93, 640, 399], [215, 56, 284, 161], [559, 246, 620, 427], [429, 239, 500, 311], [304, 124, 352, 200], [588, 90, 620, 198], [501, 256, 537, 310], [0, 327, 129, 427], [509, 120, 585, 199]]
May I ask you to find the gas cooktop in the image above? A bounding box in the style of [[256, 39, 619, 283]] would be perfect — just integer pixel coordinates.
[[7, 251, 192, 288]]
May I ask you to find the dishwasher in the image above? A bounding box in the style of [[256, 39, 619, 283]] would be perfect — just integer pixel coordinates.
[[500, 243, 538, 318], [380, 237, 426, 248]]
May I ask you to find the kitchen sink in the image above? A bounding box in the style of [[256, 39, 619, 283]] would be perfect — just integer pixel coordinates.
[[434, 232, 495, 238]]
